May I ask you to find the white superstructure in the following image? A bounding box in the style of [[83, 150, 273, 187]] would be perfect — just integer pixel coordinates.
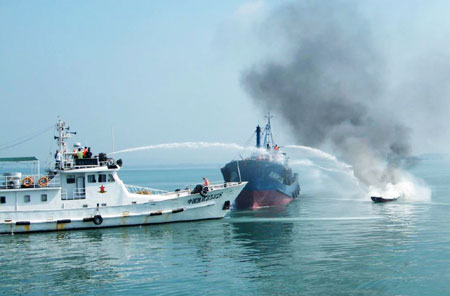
[[0, 120, 246, 234]]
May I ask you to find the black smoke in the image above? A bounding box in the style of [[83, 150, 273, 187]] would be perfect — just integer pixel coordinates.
[[241, 1, 411, 188]]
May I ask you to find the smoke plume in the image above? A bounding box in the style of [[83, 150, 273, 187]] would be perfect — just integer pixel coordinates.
[[241, 1, 429, 199]]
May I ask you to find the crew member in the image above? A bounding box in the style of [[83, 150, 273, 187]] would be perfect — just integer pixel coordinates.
[[274, 145, 279, 151], [77, 148, 84, 159], [73, 143, 81, 159], [203, 177, 210, 187], [54, 150, 62, 169], [86, 147, 92, 158]]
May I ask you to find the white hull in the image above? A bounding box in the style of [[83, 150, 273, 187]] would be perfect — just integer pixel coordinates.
[[0, 183, 245, 234], [0, 120, 247, 234]]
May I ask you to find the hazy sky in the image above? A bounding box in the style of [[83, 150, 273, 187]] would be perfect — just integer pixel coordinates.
[[0, 1, 273, 166], [1, 0, 450, 167]]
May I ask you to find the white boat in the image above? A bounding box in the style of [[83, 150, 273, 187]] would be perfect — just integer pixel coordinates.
[[0, 120, 246, 234]]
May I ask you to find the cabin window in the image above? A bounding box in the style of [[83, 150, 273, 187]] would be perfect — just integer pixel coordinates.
[[98, 174, 106, 183], [41, 194, 47, 202], [87, 175, 96, 183], [67, 175, 75, 184], [24, 195, 30, 203], [108, 174, 115, 183], [0, 196, 5, 204]]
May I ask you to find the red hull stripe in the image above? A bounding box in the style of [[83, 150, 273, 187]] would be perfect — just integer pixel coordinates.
[[234, 190, 293, 210]]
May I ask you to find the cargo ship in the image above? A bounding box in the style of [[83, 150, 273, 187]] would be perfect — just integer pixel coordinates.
[[221, 114, 300, 209]]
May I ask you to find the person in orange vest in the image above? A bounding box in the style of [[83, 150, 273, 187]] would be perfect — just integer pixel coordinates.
[[274, 145, 279, 151], [203, 177, 210, 187], [83, 147, 87, 157]]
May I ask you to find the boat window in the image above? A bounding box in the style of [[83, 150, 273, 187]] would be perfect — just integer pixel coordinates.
[[87, 175, 96, 183], [0, 196, 5, 204], [98, 174, 106, 183], [108, 174, 115, 183], [67, 175, 75, 184], [24, 195, 30, 203], [41, 194, 47, 202]]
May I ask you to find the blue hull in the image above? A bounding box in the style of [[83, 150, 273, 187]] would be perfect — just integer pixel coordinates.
[[221, 159, 300, 209]]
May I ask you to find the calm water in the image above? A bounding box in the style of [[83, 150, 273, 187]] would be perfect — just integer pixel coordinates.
[[2, 155, 450, 295]]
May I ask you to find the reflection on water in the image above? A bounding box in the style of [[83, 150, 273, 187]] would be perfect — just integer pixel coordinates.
[[230, 209, 295, 263], [1, 158, 450, 295]]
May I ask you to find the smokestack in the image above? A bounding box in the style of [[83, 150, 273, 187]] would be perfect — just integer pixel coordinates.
[[256, 125, 261, 148]]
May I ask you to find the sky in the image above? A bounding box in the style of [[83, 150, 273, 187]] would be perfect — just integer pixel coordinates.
[[0, 1, 272, 166], [1, 0, 450, 167]]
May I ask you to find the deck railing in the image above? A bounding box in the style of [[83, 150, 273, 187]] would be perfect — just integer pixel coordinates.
[[125, 181, 242, 196], [60, 188, 86, 200], [73, 188, 86, 199], [0, 174, 61, 190], [125, 184, 169, 196]]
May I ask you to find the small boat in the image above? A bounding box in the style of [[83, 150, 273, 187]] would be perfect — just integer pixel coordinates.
[[221, 113, 300, 209], [0, 120, 246, 234], [371, 196, 399, 203]]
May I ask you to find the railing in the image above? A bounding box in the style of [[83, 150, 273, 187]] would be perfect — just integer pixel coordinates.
[[74, 158, 99, 168], [209, 181, 241, 190], [125, 181, 243, 196], [0, 174, 61, 190], [59, 157, 117, 170], [248, 152, 286, 164], [61, 188, 86, 200], [125, 184, 168, 195], [73, 188, 86, 199]]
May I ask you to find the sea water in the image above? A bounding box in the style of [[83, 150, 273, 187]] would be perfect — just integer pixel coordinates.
[[1, 155, 450, 295]]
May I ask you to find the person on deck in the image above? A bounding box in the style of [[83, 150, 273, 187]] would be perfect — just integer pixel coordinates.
[[54, 150, 62, 169], [73, 143, 81, 159], [203, 177, 210, 187], [77, 148, 84, 159], [86, 147, 92, 158], [274, 145, 279, 151]]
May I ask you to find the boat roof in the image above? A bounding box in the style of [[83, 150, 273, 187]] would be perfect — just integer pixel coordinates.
[[0, 156, 38, 163]]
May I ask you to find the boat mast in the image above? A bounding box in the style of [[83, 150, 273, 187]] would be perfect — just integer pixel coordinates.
[[55, 120, 76, 169], [263, 112, 275, 148]]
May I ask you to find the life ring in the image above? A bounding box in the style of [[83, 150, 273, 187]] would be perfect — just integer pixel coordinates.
[[22, 177, 34, 187], [38, 176, 49, 187], [93, 215, 103, 225]]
